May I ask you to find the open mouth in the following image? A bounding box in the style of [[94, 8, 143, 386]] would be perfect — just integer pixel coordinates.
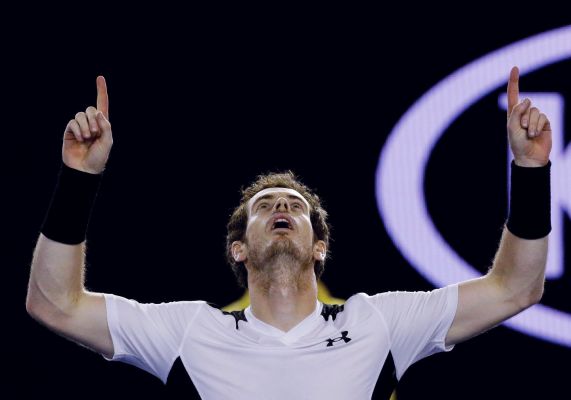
[[272, 218, 293, 230]]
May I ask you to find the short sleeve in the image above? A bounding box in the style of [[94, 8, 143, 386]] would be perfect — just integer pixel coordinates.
[[364, 284, 458, 380], [102, 293, 205, 384]]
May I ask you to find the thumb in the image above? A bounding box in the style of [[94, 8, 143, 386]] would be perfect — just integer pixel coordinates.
[[510, 98, 531, 119]]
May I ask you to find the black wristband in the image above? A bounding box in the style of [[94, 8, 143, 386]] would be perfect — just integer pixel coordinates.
[[506, 159, 551, 239], [40, 163, 103, 245]]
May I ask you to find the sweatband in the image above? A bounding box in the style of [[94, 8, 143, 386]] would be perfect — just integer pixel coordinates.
[[40, 163, 103, 245], [506, 159, 551, 240]]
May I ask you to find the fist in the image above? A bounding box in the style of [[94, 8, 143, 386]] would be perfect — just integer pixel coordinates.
[[506, 67, 552, 167], [63, 76, 113, 174]]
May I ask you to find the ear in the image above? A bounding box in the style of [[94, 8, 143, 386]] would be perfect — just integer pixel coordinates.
[[231, 241, 248, 263], [312, 240, 327, 262]]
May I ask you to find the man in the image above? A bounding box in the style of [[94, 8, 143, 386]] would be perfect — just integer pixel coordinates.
[[26, 67, 552, 399]]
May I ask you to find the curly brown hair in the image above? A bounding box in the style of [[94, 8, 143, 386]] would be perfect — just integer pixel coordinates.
[[226, 171, 331, 289]]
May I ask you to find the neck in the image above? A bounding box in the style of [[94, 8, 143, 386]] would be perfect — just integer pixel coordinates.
[[246, 258, 318, 333]]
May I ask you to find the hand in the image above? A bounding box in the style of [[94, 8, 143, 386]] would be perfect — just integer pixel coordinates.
[[506, 66, 552, 167], [62, 76, 113, 174]]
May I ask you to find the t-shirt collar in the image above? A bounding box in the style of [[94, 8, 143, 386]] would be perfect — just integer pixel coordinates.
[[245, 299, 323, 344]]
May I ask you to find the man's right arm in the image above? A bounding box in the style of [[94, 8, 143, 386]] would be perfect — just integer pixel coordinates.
[[26, 75, 114, 358], [26, 235, 114, 359]]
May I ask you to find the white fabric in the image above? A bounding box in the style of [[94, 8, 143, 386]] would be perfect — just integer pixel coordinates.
[[102, 283, 458, 399]]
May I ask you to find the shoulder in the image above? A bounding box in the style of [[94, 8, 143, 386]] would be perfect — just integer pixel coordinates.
[[319, 292, 384, 326], [103, 293, 208, 323], [196, 301, 249, 331], [352, 285, 458, 306], [343, 285, 458, 321]]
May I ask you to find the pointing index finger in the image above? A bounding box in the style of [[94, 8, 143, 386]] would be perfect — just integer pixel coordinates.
[[507, 66, 519, 119], [96, 75, 109, 119]]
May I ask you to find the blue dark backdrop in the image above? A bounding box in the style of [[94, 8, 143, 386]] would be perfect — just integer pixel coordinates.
[[9, 8, 571, 400]]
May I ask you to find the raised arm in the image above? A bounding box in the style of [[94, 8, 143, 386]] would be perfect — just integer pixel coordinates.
[[445, 66, 552, 346], [26, 76, 115, 358]]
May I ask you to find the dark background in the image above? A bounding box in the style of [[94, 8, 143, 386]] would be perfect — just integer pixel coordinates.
[[7, 8, 570, 399]]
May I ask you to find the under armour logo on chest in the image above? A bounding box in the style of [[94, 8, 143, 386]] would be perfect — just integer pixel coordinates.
[[325, 330, 352, 347]]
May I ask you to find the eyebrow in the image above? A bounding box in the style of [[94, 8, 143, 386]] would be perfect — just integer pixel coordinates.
[[251, 194, 308, 210]]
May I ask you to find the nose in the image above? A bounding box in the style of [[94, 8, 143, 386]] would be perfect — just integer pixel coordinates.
[[273, 197, 289, 212]]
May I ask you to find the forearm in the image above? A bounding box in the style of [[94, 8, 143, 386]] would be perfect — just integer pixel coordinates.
[[485, 150, 551, 307], [27, 164, 103, 317], [26, 234, 87, 316], [488, 224, 547, 306]]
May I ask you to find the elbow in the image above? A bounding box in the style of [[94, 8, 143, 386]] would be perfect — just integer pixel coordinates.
[[25, 291, 39, 317], [518, 286, 544, 310], [528, 275, 545, 306], [26, 299, 43, 324], [25, 278, 44, 318], [528, 285, 544, 306], [25, 284, 46, 319], [25, 296, 45, 321], [25, 301, 35, 317]]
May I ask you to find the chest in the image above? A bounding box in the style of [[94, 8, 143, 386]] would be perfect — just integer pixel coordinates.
[[179, 315, 390, 400]]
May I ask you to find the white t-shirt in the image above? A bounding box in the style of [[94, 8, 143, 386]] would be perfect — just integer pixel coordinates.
[[102, 284, 458, 400]]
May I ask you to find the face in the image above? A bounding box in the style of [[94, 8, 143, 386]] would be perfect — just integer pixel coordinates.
[[231, 187, 326, 268]]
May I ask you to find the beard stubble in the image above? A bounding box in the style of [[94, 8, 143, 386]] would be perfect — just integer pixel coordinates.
[[247, 235, 315, 295]]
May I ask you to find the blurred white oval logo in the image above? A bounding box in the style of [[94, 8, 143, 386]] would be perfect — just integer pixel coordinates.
[[376, 26, 571, 347]]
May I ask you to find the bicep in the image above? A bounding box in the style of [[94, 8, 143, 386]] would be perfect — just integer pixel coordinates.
[[32, 291, 114, 359], [445, 274, 527, 347]]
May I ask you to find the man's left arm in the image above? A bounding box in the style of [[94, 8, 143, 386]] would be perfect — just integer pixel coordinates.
[[445, 226, 547, 346], [445, 66, 552, 347]]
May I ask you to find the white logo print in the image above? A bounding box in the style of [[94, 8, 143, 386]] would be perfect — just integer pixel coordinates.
[[376, 26, 571, 347]]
